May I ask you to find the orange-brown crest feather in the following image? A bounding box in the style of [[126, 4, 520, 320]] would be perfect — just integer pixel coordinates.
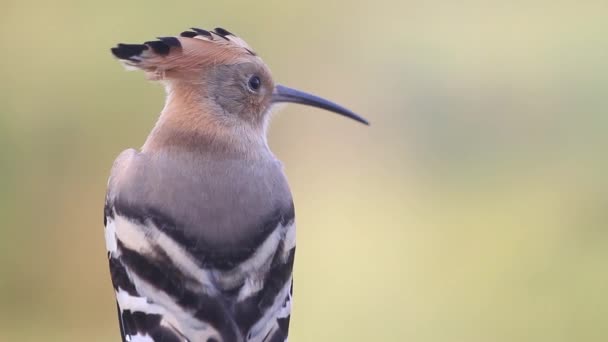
[[111, 27, 257, 81]]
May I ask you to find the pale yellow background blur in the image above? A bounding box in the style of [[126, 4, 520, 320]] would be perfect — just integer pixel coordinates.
[[1, 1, 607, 341]]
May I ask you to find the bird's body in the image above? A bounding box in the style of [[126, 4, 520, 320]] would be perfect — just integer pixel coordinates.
[[105, 147, 295, 342], [105, 27, 366, 342]]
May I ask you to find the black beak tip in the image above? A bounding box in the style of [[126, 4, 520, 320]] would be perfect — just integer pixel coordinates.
[[358, 117, 371, 126], [272, 84, 370, 126]]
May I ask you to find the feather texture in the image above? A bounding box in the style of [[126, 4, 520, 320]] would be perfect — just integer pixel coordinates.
[[104, 142, 294, 342], [111, 27, 257, 81], [105, 198, 294, 342], [106, 26, 295, 342]]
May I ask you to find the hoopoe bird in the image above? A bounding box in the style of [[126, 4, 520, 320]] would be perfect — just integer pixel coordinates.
[[104, 26, 368, 342]]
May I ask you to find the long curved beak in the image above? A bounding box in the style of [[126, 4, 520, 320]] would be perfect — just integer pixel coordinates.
[[271, 85, 369, 125]]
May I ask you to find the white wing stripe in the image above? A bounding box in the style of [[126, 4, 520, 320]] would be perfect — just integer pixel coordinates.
[[112, 213, 217, 293], [108, 210, 294, 341], [115, 288, 165, 315], [127, 333, 155, 342], [104, 217, 118, 256], [248, 275, 293, 342]]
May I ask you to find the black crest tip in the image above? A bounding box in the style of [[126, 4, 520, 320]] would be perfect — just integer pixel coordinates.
[[111, 44, 148, 60], [191, 28, 213, 39], [144, 41, 171, 56], [180, 31, 198, 38], [157, 37, 181, 48], [213, 27, 233, 37]]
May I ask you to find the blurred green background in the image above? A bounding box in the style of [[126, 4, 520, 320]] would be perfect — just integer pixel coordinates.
[[1, 1, 607, 341]]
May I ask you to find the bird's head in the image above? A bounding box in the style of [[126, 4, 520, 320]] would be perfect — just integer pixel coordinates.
[[111, 27, 367, 150]]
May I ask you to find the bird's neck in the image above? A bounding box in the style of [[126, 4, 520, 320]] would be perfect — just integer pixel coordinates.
[[142, 84, 268, 158]]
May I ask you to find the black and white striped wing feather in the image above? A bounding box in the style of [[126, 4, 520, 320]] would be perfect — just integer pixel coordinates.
[[104, 191, 295, 342]]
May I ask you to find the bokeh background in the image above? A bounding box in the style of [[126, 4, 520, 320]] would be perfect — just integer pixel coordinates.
[[1, 1, 607, 341]]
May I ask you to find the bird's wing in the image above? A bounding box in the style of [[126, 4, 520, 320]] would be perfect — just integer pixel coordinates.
[[104, 149, 295, 342], [104, 149, 190, 342]]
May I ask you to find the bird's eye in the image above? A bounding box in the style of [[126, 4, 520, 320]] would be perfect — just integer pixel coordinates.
[[248, 75, 261, 91]]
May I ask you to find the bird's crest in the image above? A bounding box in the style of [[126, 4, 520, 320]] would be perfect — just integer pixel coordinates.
[[111, 27, 257, 80]]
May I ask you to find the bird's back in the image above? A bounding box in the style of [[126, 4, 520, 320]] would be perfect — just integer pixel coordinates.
[[104, 147, 295, 342], [105, 25, 365, 342]]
